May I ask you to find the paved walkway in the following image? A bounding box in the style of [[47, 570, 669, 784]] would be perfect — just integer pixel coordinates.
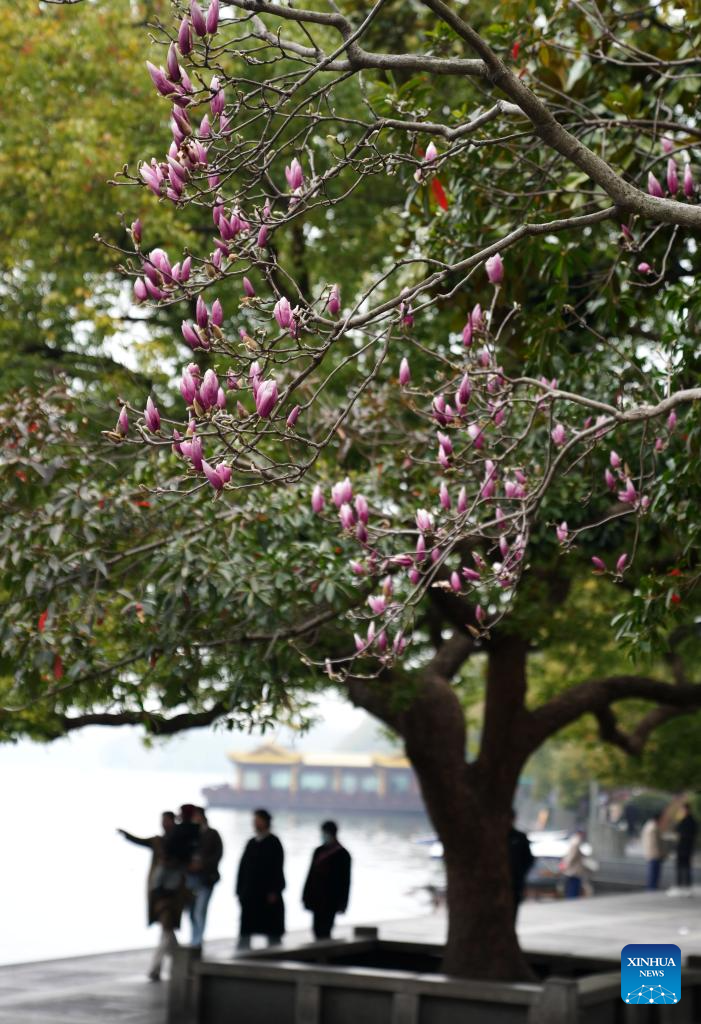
[[3, 891, 701, 1022]]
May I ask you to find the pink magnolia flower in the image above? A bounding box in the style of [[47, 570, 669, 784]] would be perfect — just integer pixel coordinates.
[[368, 595, 387, 615], [610, 450, 622, 468], [339, 503, 355, 530], [425, 142, 438, 163], [684, 163, 694, 199], [286, 405, 301, 430], [190, 0, 207, 37], [311, 485, 325, 513], [352, 495, 368, 525], [591, 556, 606, 573], [416, 509, 433, 533], [180, 368, 197, 404], [556, 522, 568, 544], [134, 278, 148, 303], [439, 482, 451, 510], [178, 17, 192, 55], [551, 423, 566, 446], [243, 277, 256, 298], [399, 358, 411, 386], [331, 478, 352, 507], [667, 158, 679, 195], [274, 297, 293, 330], [450, 571, 461, 593], [144, 397, 160, 433], [647, 171, 664, 198], [667, 410, 677, 432], [637, 262, 653, 274], [146, 62, 175, 97], [200, 368, 219, 409], [618, 479, 638, 505], [255, 379, 278, 418], [615, 553, 628, 574], [202, 460, 224, 491], [285, 158, 304, 191], [205, 0, 219, 34], [485, 254, 504, 285], [457, 487, 467, 514], [211, 299, 224, 327]]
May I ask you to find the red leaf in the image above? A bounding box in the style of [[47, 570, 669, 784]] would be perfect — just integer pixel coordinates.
[[38, 610, 48, 633], [431, 177, 449, 210], [511, 41, 520, 60], [53, 654, 64, 680]]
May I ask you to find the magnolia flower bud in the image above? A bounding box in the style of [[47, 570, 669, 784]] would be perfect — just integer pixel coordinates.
[[216, 388, 227, 410], [178, 17, 192, 55], [190, 435, 203, 471], [210, 76, 225, 116], [180, 368, 197, 404], [327, 284, 341, 316], [647, 172, 664, 198], [450, 571, 461, 593], [667, 409, 677, 432], [462, 567, 480, 582], [211, 299, 224, 327], [591, 556, 606, 573], [462, 319, 473, 347], [416, 534, 426, 562], [610, 450, 621, 468], [604, 468, 616, 491], [117, 406, 129, 437], [200, 369, 219, 409], [311, 485, 325, 513], [457, 374, 471, 407], [181, 322, 200, 349], [286, 405, 301, 430], [243, 277, 256, 298], [637, 262, 653, 274], [144, 397, 161, 433], [457, 487, 467, 514], [399, 357, 410, 386], [618, 479, 637, 505], [339, 504, 355, 530], [134, 278, 148, 303], [684, 163, 694, 199], [556, 522, 568, 543], [146, 62, 175, 97], [257, 225, 269, 248], [667, 158, 679, 195], [255, 379, 278, 418], [274, 296, 293, 330], [408, 568, 421, 585], [439, 482, 451, 510], [205, 0, 219, 34], [485, 254, 504, 285], [196, 296, 209, 328], [166, 43, 181, 83], [616, 553, 628, 574], [475, 605, 486, 625], [355, 495, 369, 524], [190, 0, 207, 36]]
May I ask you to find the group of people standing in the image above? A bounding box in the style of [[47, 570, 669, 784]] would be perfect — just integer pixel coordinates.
[[119, 806, 351, 979], [118, 804, 223, 980]]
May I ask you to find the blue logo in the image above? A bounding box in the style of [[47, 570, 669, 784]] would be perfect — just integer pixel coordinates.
[[621, 943, 681, 1005]]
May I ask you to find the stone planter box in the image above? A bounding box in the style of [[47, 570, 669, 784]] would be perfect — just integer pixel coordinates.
[[168, 931, 701, 1024]]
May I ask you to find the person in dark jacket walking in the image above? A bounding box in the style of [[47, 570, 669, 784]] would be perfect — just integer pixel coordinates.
[[235, 809, 285, 950], [303, 821, 352, 939], [508, 811, 534, 919], [187, 807, 224, 949], [675, 802, 697, 888]]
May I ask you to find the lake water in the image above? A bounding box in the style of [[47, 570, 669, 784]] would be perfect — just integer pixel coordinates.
[[3, 764, 441, 965]]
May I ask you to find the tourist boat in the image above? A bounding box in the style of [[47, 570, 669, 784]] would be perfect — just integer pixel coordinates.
[[202, 742, 426, 814]]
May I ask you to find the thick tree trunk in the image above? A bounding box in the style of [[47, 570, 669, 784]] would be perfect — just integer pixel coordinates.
[[347, 634, 533, 980]]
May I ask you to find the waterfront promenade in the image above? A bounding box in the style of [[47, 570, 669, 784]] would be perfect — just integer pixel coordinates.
[[3, 892, 701, 1022]]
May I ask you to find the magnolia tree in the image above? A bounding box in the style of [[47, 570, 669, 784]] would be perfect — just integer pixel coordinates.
[[5, 0, 701, 982]]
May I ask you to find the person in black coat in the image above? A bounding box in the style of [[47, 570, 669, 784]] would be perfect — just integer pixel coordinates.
[[302, 821, 352, 939], [675, 802, 697, 888], [235, 809, 285, 950], [508, 810, 534, 920]]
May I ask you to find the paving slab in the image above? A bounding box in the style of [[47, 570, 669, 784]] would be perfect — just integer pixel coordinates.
[[2, 892, 701, 1021]]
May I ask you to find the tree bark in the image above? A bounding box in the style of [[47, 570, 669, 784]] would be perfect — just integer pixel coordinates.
[[348, 635, 533, 980]]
